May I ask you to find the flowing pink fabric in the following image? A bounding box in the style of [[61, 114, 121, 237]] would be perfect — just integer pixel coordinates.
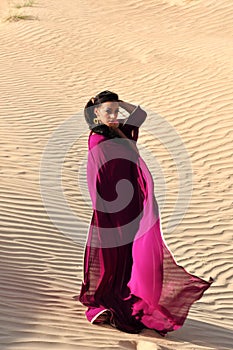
[[76, 106, 213, 335]]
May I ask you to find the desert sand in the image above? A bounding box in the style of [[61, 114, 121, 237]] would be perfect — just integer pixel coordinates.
[[0, 0, 232, 349]]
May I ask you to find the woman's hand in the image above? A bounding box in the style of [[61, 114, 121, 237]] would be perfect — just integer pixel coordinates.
[[118, 100, 137, 114]]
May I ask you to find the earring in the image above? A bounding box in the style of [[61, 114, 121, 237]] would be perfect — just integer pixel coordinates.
[[93, 117, 99, 124]]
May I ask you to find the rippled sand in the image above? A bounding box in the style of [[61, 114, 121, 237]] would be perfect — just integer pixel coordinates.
[[0, 0, 232, 349]]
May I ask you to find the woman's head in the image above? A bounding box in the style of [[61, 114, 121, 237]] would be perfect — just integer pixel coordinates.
[[84, 90, 120, 129]]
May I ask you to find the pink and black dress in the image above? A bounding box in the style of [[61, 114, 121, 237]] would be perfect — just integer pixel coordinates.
[[75, 105, 213, 335]]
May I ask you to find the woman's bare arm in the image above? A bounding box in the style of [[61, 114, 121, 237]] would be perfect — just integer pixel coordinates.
[[118, 100, 137, 114]]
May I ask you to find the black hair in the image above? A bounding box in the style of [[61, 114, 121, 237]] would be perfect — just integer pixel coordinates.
[[84, 90, 120, 129]]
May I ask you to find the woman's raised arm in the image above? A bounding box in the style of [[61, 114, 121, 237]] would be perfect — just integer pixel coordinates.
[[118, 100, 137, 114], [120, 102, 147, 128]]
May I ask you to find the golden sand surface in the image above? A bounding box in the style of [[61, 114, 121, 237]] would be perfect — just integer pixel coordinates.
[[0, 1, 232, 349]]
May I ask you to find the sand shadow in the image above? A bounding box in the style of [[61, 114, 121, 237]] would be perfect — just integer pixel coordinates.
[[140, 318, 233, 350], [169, 318, 233, 350], [97, 316, 232, 350]]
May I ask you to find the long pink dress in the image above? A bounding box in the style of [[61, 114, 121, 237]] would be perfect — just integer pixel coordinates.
[[76, 106, 213, 335]]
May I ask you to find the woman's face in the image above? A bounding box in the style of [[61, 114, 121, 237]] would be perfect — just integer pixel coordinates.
[[94, 101, 119, 126]]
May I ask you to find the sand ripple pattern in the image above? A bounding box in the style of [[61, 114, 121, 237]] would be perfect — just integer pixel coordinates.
[[0, 0, 232, 349]]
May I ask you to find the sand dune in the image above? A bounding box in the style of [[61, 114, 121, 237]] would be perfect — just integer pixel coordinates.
[[0, 0, 232, 349]]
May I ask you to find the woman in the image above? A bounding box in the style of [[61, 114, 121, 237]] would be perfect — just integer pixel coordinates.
[[75, 90, 213, 336]]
